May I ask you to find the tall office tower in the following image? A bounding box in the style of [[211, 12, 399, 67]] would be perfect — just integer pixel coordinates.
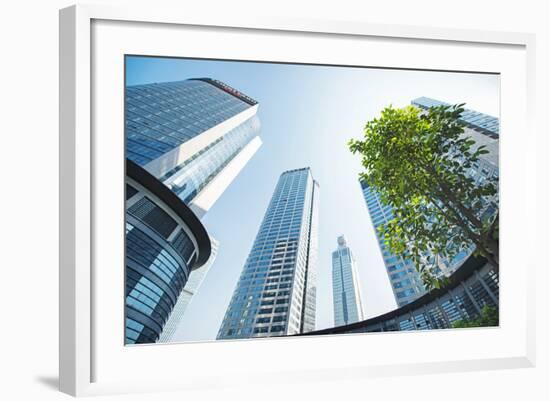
[[360, 182, 427, 307], [332, 235, 365, 326], [411, 97, 499, 274], [360, 98, 499, 307], [126, 78, 262, 218], [217, 168, 320, 339], [125, 78, 261, 343], [157, 238, 220, 343]]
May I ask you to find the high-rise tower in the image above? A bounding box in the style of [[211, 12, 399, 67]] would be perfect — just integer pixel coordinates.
[[126, 78, 262, 218], [360, 182, 427, 307], [411, 97, 499, 273], [217, 168, 319, 339], [332, 235, 365, 326], [125, 78, 261, 344], [360, 98, 499, 307]]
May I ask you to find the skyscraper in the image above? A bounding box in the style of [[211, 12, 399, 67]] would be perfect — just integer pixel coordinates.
[[332, 235, 365, 326], [126, 78, 262, 218], [360, 98, 499, 307], [125, 78, 261, 343], [217, 168, 319, 339], [360, 182, 427, 307], [412, 97, 499, 274], [157, 238, 220, 343]]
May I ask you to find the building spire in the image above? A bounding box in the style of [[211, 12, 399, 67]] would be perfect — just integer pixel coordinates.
[[337, 235, 347, 247]]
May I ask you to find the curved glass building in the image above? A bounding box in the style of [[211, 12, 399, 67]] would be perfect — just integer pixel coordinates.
[[158, 238, 220, 343], [125, 160, 212, 344], [303, 255, 498, 335]]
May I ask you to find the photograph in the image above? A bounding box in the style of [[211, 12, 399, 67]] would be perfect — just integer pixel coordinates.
[[124, 55, 500, 345], [3, 0, 544, 399]]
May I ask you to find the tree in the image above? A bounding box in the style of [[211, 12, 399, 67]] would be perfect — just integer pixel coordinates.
[[452, 305, 499, 328], [349, 104, 499, 288]]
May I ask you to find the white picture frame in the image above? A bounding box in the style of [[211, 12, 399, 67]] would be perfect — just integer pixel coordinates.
[[59, 4, 536, 397]]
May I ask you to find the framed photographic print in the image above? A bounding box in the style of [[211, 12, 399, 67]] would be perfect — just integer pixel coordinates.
[[59, 4, 536, 397]]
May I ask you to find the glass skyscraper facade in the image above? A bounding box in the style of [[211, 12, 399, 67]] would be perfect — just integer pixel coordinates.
[[332, 235, 365, 326], [161, 117, 260, 206], [412, 97, 500, 274], [360, 97, 499, 307], [126, 78, 256, 166], [158, 238, 220, 343], [412, 96, 499, 138], [361, 182, 427, 307], [126, 77, 262, 218], [125, 77, 261, 344], [217, 168, 319, 339]]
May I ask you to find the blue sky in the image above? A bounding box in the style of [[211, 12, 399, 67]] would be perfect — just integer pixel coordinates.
[[126, 56, 499, 342]]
